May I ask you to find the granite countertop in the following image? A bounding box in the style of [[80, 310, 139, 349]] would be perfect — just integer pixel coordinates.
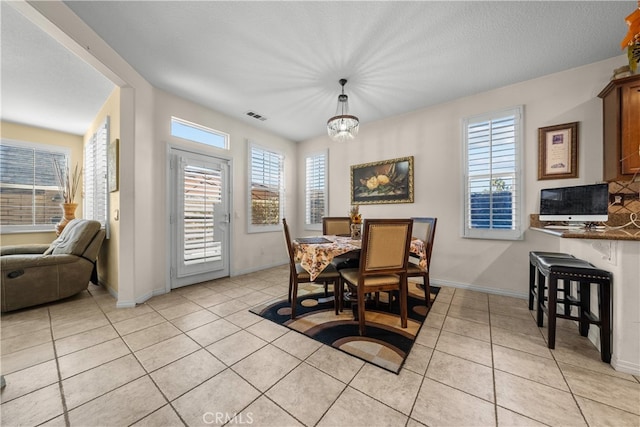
[[529, 214, 640, 241]]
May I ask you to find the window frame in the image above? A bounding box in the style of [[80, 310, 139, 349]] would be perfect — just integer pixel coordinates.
[[0, 139, 70, 233], [171, 116, 229, 150], [247, 142, 284, 234], [304, 150, 328, 231], [84, 117, 110, 238], [462, 106, 524, 240]]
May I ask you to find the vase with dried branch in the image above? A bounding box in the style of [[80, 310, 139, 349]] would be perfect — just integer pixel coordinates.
[[53, 160, 82, 235]]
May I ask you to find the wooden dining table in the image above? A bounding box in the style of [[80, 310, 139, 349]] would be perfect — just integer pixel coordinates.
[[293, 235, 427, 281]]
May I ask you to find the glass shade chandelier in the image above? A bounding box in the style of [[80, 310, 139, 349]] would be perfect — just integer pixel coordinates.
[[327, 78, 359, 142]]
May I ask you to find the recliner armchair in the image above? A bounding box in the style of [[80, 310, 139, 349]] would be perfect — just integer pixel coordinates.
[[1, 219, 105, 312]]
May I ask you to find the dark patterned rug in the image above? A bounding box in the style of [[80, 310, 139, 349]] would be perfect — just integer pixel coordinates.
[[250, 282, 438, 374]]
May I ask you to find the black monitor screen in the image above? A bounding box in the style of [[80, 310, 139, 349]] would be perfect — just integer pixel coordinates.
[[540, 183, 609, 221]]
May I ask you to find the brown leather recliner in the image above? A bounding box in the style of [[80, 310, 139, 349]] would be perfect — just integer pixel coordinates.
[[1, 219, 105, 312]]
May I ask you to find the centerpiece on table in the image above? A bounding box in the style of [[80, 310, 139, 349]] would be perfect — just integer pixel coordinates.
[[53, 160, 82, 236], [349, 205, 362, 239]]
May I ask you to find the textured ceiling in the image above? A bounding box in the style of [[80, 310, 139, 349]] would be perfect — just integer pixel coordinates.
[[1, 1, 636, 140]]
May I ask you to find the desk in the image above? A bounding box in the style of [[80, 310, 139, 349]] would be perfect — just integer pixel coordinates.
[[294, 235, 427, 281]]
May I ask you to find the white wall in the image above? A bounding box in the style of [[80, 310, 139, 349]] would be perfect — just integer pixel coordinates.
[[297, 56, 626, 298]]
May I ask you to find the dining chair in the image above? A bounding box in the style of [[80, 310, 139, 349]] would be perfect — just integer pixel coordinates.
[[408, 217, 437, 307], [282, 218, 341, 319], [338, 218, 413, 336], [322, 217, 351, 236]]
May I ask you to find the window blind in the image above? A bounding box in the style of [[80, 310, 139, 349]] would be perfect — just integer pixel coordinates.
[[463, 107, 523, 240], [0, 140, 68, 230], [305, 152, 327, 227], [84, 118, 109, 236], [249, 144, 284, 232]]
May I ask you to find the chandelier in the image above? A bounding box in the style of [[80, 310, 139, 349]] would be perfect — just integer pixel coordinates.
[[327, 78, 359, 142]]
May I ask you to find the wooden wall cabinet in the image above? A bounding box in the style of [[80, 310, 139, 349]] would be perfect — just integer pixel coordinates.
[[598, 74, 640, 182]]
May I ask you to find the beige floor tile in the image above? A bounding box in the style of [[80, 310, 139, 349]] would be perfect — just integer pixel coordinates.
[[113, 311, 166, 336], [58, 338, 130, 379], [145, 292, 192, 311], [496, 406, 548, 426], [157, 301, 203, 320], [62, 354, 146, 409], [266, 363, 345, 426], [494, 370, 586, 426], [232, 344, 300, 392], [426, 350, 494, 402], [0, 360, 59, 403], [150, 349, 226, 401], [224, 309, 263, 329], [67, 376, 166, 426], [0, 383, 64, 426], [51, 313, 110, 340], [446, 303, 490, 324], [123, 321, 182, 352], [0, 317, 51, 340], [272, 330, 322, 360], [453, 289, 489, 302], [305, 345, 365, 384], [205, 330, 267, 366], [450, 295, 488, 311], [173, 369, 260, 426], [403, 342, 433, 375], [490, 312, 541, 337], [435, 330, 493, 367], [135, 334, 200, 372], [423, 311, 445, 329], [318, 386, 408, 427], [54, 324, 119, 356], [412, 378, 495, 426], [207, 299, 251, 317], [191, 292, 233, 308], [0, 306, 49, 326], [132, 404, 185, 427], [245, 319, 289, 342], [186, 318, 241, 347], [428, 299, 450, 316], [176, 284, 216, 301], [38, 414, 67, 427], [406, 418, 427, 427], [560, 362, 640, 415], [494, 344, 569, 391], [170, 309, 219, 332], [1, 327, 52, 355], [0, 341, 55, 374], [489, 302, 535, 321], [442, 316, 491, 342], [104, 303, 154, 323], [575, 396, 640, 426], [221, 286, 255, 299], [414, 325, 440, 348], [235, 395, 303, 427], [242, 291, 276, 307], [552, 342, 633, 381], [350, 363, 422, 415], [491, 326, 552, 359]]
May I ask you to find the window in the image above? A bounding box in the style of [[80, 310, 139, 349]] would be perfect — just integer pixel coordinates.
[[305, 151, 327, 230], [463, 106, 523, 240], [84, 118, 109, 236], [248, 143, 284, 233], [171, 117, 228, 149], [0, 140, 68, 232]]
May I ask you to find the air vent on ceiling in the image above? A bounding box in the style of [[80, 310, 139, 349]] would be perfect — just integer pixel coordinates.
[[245, 111, 267, 121]]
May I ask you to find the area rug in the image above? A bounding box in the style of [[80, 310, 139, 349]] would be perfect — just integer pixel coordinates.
[[250, 282, 438, 374]]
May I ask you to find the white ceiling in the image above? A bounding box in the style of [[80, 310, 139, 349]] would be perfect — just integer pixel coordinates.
[[1, 1, 636, 141]]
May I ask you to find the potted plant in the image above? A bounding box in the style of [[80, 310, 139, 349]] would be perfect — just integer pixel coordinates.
[[53, 159, 82, 235]]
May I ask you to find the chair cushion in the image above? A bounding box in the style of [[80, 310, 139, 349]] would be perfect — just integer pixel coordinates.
[[44, 219, 101, 256], [340, 268, 400, 287]]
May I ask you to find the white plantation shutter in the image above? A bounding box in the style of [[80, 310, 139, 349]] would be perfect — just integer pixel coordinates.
[[0, 140, 68, 231], [463, 107, 523, 240], [305, 151, 327, 229], [183, 164, 222, 266], [84, 117, 109, 237], [248, 143, 284, 233]]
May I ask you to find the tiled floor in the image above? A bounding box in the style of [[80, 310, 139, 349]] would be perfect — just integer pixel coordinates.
[[1, 265, 639, 426]]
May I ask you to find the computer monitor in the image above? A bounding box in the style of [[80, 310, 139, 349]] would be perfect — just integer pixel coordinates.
[[539, 183, 609, 223]]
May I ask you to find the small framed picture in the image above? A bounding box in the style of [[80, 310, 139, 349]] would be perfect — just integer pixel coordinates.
[[538, 122, 578, 180]]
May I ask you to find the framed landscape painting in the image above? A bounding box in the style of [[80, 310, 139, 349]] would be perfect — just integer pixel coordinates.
[[350, 156, 414, 205]]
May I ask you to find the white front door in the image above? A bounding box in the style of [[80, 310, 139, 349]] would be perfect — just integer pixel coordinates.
[[170, 148, 230, 288]]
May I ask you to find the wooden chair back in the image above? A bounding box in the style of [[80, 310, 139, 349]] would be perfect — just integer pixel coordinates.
[[322, 217, 351, 236], [282, 218, 297, 274], [359, 218, 413, 277], [410, 217, 437, 269]]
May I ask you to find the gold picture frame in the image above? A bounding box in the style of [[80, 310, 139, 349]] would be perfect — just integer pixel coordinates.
[[350, 156, 414, 205], [538, 122, 578, 180], [108, 138, 119, 192]]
